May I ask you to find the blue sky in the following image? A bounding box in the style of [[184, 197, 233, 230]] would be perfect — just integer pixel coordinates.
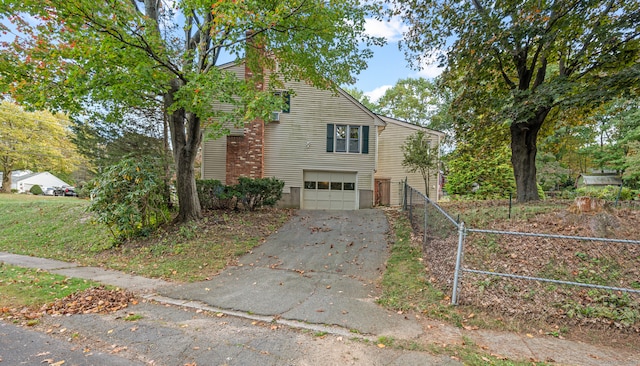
[[353, 17, 444, 101]]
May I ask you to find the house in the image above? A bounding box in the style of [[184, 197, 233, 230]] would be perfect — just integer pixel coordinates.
[[0, 170, 70, 193], [201, 61, 444, 210]]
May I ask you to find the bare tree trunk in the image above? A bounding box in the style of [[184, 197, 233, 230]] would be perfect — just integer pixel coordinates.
[[164, 78, 203, 222], [421, 169, 429, 198], [1, 167, 11, 193], [510, 109, 548, 202], [162, 109, 172, 209]]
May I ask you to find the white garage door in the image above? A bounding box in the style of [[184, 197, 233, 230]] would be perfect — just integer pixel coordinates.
[[303, 171, 357, 210]]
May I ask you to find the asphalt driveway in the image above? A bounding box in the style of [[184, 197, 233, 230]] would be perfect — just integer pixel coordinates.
[[158, 209, 423, 338]]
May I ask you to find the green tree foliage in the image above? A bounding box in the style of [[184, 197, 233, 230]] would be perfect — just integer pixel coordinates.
[[71, 114, 166, 172], [342, 87, 382, 113], [535, 152, 572, 191], [2, 0, 383, 222], [88, 157, 169, 241], [393, 0, 640, 202], [401, 130, 439, 197], [446, 144, 515, 200], [585, 99, 640, 187], [0, 101, 80, 192], [378, 77, 439, 127]]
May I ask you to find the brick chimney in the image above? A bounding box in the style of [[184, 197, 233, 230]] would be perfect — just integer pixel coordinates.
[[225, 32, 265, 185]]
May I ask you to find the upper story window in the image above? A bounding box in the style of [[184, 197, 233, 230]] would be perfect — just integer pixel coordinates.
[[274, 91, 290, 113], [326, 124, 369, 154]]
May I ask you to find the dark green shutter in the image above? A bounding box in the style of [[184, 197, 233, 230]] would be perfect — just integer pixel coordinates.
[[283, 92, 290, 113], [362, 126, 369, 154], [326, 124, 334, 152]]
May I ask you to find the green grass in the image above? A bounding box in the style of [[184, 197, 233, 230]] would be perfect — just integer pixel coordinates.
[[124, 314, 144, 321], [0, 263, 102, 308], [440, 200, 567, 226], [378, 211, 463, 325], [0, 194, 290, 282], [0, 195, 114, 260]]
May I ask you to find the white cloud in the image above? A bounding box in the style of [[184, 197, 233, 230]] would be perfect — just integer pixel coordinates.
[[416, 52, 446, 79], [364, 17, 407, 42], [364, 85, 392, 102], [417, 63, 445, 79]]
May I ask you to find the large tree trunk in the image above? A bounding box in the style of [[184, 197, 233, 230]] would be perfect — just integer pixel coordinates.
[[510, 109, 548, 202], [164, 78, 203, 223], [1, 166, 11, 193]]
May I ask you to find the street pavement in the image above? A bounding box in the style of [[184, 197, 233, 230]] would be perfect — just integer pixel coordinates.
[[2, 209, 640, 365]]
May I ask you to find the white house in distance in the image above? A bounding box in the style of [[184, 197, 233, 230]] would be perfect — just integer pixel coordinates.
[[0, 170, 70, 193], [200, 60, 444, 210]]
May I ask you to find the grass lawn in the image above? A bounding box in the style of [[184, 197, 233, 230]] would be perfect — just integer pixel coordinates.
[[0, 263, 102, 308], [0, 194, 113, 261], [0, 194, 291, 282]]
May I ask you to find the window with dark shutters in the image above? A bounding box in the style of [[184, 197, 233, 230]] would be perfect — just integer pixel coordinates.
[[326, 124, 369, 154]]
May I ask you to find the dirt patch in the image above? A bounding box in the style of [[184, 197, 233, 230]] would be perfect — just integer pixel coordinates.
[[420, 201, 640, 349]]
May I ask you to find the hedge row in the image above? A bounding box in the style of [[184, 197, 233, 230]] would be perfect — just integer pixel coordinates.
[[196, 177, 284, 211]]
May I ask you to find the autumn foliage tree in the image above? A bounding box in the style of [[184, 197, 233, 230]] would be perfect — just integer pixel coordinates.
[[1, 0, 382, 222], [0, 101, 79, 192], [393, 0, 640, 202]]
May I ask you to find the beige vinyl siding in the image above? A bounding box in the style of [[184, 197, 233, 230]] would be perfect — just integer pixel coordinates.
[[201, 137, 227, 181], [263, 80, 377, 195], [376, 119, 442, 205], [212, 63, 245, 136]]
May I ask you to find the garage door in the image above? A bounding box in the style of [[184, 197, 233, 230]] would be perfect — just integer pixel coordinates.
[[303, 171, 357, 210]]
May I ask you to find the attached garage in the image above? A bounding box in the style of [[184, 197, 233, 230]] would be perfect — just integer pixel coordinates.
[[303, 171, 357, 210]]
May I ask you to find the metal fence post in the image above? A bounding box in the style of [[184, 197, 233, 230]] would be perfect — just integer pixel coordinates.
[[423, 198, 428, 249], [403, 179, 408, 211], [451, 222, 466, 305], [409, 186, 413, 222]]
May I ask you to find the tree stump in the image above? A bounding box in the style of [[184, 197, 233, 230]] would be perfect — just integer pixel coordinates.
[[570, 196, 607, 213]]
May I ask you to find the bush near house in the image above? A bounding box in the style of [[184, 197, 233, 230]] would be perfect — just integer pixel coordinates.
[[236, 177, 284, 211], [88, 157, 170, 241], [196, 177, 284, 211], [196, 179, 236, 210], [29, 185, 43, 195]]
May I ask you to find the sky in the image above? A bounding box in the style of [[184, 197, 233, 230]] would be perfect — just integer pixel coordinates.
[[354, 17, 445, 102]]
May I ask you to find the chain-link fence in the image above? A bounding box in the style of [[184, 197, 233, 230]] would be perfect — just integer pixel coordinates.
[[402, 182, 640, 312]]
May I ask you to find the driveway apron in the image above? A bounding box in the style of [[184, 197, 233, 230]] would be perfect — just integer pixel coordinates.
[[158, 209, 423, 338]]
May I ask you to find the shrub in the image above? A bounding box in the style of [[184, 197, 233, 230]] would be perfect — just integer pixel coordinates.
[[537, 183, 546, 200], [236, 177, 284, 211], [29, 185, 43, 195], [196, 179, 238, 210], [196, 177, 284, 211], [576, 186, 633, 201], [88, 157, 169, 241]]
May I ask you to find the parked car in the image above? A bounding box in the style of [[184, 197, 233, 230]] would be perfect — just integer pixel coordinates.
[[53, 186, 77, 197], [43, 187, 55, 196]]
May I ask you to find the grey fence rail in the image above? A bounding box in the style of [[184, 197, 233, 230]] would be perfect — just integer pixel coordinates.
[[402, 182, 640, 306]]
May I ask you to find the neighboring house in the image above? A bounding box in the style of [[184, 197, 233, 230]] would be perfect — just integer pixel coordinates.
[[201, 61, 444, 210], [576, 174, 622, 189], [0, 170, 70, 193]]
